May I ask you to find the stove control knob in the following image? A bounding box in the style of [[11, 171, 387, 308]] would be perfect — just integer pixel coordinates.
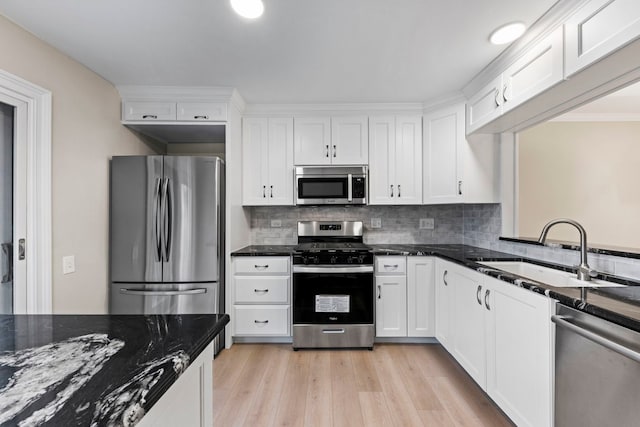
[[347, 256, 354, 264], [358, 255, 366, 264], [330, 256, 338, 264], [313, 256, 320, 264]]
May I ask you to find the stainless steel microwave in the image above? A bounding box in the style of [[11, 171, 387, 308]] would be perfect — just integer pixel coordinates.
[[295, 166, 367, 205]]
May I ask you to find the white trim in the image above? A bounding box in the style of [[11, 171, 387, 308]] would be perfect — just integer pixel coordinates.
[[243, 102, 424, 116], [550, 112, 640, 121], [0, 69, 52, 314]]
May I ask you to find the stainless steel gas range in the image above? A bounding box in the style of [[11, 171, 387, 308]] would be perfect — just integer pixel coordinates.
[[292, 221, 374, 350]]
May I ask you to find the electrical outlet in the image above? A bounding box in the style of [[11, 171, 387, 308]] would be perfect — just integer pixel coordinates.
[[419, 218, 434, 230], [270, 219, 282, 228], [62, 255, 75, 274], [371, 218, 382, 229]]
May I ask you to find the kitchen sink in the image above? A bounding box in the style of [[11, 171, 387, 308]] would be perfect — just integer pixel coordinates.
[[478, 261, 626, 288]]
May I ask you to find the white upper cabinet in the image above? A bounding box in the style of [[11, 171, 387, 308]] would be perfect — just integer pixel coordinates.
[[294, 116, 368, 165], [466, 26, 564, 134], [369, 115, 422, 205], [565, 0, 640, 77], [242, 117, 294, 206], [424, 103, 499, 204], [330, 116, 369, 164], [294, 117, 332, 165], [123, 101, 227, 122]]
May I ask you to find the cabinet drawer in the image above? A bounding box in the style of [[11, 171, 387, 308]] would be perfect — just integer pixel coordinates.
[[234, 305, 290, 336], [375, 256, 406, 274], [234, 257, 290, 274], [177, 102, 227, 121], [235, 276, 289, 303], [123, 101, 176, 121]]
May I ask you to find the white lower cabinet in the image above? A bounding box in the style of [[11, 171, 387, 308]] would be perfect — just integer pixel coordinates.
[[435, 259, 552, 427], [232, 256, 291, 338], [137, 342, 213, 427], [375, 256, 434, 338]]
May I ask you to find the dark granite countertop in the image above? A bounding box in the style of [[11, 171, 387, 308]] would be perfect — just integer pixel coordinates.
[[232, 243, 640, 333], [0, 313, 229, 426], [232, 245, 297, 256]]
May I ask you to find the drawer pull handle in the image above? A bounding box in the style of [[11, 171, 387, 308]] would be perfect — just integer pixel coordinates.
[[323, 328, 345, 334], [254, 264, 269, 269], [254, 320, 269, 324], [485, 289, 491, 311], [377, 285, 381, 299], [193, 115, 209, 120], [443, 270, 448, 286], [254, 289, 269, 293], [383, 264, 398, 269], [476, 285, 482, 305], [142, 114, 158, 119]]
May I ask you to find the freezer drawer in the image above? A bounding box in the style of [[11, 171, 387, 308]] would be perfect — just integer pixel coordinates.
[[110, 282, 219, 315]]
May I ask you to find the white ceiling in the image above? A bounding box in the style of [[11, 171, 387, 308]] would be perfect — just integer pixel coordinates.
[[0, 0, 558, 104]]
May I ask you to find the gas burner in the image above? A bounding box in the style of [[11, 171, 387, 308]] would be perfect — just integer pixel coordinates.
[[293, 221, 373, 265]]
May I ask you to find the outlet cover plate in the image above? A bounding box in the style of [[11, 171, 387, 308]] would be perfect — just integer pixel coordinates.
[[419, 218, 434, 230], [371, 218, 382, 229], [62, 255, 75, 274], [271, 219, 282, 228]]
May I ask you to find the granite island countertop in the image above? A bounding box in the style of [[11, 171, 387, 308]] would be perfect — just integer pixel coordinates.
[[0, 313, 229, 426], [232, 243, 640, 333]]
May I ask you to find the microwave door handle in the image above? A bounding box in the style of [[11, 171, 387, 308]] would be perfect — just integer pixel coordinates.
[[348, 174, 352, 202]]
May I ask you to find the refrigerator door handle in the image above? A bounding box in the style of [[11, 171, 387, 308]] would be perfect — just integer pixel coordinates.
[[162, 177, 173, 262], [153, 178, 162, 262], [119, 288, 207, 296]]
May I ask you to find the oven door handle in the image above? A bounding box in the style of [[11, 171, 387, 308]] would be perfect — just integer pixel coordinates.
[[293, 265, 374, 273]]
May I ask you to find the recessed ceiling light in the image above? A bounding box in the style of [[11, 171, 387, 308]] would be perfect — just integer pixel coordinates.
[[489, 22, 526, 45], [230, 0, 264, 19]]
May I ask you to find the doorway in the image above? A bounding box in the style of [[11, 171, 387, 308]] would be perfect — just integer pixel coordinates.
[[0, 102, 12, 313]]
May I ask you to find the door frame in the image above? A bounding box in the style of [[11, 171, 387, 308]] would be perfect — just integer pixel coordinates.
[[0, 69, 52, 314]]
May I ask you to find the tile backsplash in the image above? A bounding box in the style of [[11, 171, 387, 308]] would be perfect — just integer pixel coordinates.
[[247, 203, 640, 281]]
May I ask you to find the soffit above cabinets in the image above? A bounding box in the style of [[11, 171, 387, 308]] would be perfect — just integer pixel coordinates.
[[125, 123, 226, 144]]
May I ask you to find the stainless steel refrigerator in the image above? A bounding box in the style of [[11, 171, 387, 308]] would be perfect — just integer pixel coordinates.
[[109, 155, 225, 354]]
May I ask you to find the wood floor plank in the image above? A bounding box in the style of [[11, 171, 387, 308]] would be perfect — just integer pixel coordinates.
[[303, 351, 333, 427], [213, 344, 513, 427], [359, 392, 394, 427], [243, 345, 291, 427], [371, 345, 426, 427], [272, 349, 311, 427], [350, 350, 382, 392], [330, 351, 365, 427], [386, 345, 444, 411]]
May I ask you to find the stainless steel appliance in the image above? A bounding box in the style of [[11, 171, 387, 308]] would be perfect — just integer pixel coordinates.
[[552, 304, 640, 426], [292, 221, 374, 350], [295, 166, 367, 205], [109, 155, 225, 353]]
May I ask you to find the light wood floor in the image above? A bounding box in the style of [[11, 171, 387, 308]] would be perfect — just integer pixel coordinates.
[[213, 343, 514, 427]]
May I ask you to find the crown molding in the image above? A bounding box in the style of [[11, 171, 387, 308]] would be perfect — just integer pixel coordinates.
[[422, 92, 466, 113], [117, 85, 238, 102], [462, 0, 590, 98], [243, 102, 424, 116]]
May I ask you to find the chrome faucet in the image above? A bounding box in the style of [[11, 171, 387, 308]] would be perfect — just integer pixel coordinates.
[[538, 218, 596, 281]]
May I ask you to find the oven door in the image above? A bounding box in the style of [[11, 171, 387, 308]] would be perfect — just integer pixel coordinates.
[[292, 265, 374, 324]]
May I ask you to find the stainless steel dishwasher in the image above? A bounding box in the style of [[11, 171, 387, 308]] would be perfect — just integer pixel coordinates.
[[552, 305, 640, 427]]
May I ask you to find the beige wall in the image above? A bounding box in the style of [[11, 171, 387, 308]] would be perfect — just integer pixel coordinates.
[[0, 15, 156, 313], [518, 121, 640, 249]]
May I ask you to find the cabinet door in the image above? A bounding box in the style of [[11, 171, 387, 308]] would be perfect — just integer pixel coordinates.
[[466, 74, 503, 134], [242, 118, 269, 205], [176, 102, 227, 121], [565, 0, 640, 77], [122, 101, 176, 121], [423, 105, 464, 204], [294, 117, 331, 165], [394, 116, 423, 204], [502, 26, 564, 113], [267, 118, 294, 205], [485, 276, 552, 427], [434, 260, 454, 351], [375, 275, 407, 337], [331, 116, 369, 165], [368, 116, 396, 205], [407, 257, 434, 337], [451, 267, 486, 388]]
